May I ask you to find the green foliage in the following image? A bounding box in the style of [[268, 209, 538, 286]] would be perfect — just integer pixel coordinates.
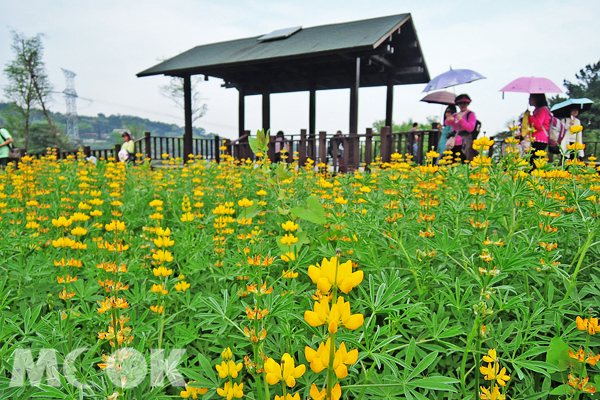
[[372, 118, 435, 134], [550, 59, 600, 142]]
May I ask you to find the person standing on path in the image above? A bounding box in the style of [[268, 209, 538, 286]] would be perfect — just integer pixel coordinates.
[[437, 105, 456, 164], [445, 94, 477, 161], [0, 127, 15, 168], [560, 107, 584, 160], [527, 94, 550, 168]]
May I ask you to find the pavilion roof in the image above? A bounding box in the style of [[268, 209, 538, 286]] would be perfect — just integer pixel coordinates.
[[138, 13, 429, 95]]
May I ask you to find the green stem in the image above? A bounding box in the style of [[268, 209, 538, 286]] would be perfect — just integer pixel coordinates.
[[563, 226, 597, 302], [460, 320, 479, 396]]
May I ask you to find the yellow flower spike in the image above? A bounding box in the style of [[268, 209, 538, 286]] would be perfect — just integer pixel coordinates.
[[307, 257, 363, 294], [479, 384, 504, 400], [482, 348, 497, 363], [70, 226, 87, 236], [175, 281, 191, 292], [305, 340, 330, 373], [310, 383, 341, 400], [281, 252, 296, 262], [332, 342, 359, 379], [217, 381, 243, 400], [238, 198, 254, 208], [180, 381, 208, 399], [152, 250, 174, 264], [281, 220, 299, 232], [282, 270, 298, 279], [275, 394, 301, 400], [181, 212, 194, 222], [221, 347, 233, 360], [304, 296, 364, 333], [281, 234, 298, 246]]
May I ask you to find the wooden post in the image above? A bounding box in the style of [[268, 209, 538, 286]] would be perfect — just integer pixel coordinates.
[[380, 126, 391, 163], [309, 86, 316, 136], [262, 92, 270, 134], [243, 130, 251, 160], [349, 57, 360, 134], [183, 75, 193, 163], [83, 146, 91, 158], [385, 82, 394, 128], [299, 129, 307, 166], [318, 131, 327, 164], [214, 135, 220, 163], [307, 132, 316, 161], [365, 128, 373, 170], [239, 87, 245, 138], [114, 144, 121, 160], [144, 132, 152, 160], [416, 132, 424, 164]]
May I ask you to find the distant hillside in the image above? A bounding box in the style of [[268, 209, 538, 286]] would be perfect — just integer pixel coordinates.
[[0, 102, 212, 151]]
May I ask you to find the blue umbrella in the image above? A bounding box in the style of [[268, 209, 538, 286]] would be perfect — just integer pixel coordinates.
[[422, 68, 485, 93], [550, 98, 594, 118]]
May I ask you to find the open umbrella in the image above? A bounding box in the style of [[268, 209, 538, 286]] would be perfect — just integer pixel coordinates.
[[550, 98, 594, 118], [500, 77, 562, 94], [420, 91, 456, 106], [422, 68, 485, 93]]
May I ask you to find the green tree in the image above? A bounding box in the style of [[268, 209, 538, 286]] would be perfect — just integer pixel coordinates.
[[551, 60, 600, 142], [3, 31, 57, 149]]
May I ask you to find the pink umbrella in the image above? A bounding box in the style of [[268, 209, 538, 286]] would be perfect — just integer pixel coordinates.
[[420, 91, 456, 106], [500, 77, 563, 94]]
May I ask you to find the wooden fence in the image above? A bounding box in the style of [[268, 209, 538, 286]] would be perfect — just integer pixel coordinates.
[[20, 130, 599, 170]]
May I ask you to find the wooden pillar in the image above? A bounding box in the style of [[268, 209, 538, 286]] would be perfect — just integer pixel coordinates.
[[144, 131, 152, 160], [299, 129, 307, 166], [349, 57, 360, 134], [183, 75, 193, 163], [385, 82, 394, 128], [380, 126, 391, 163], [262, 92, 270, 134], [318, 131, 327, 164], [365, 127, 373, 169], [214, 135, 220, 163], [238, 87, 245, 138], [309, 86, 316, 136]]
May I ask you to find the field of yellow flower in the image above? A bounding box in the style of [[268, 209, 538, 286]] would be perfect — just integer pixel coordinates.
[[0, 139, 599, 400]]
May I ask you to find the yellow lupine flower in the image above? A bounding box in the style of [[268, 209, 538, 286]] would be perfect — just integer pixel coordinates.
[[152, 266, 173, 277], [304, 296, 364, 333], [238, 198, 254, 208], [52, 216, 73, 228], [175, 281, 190, 292], [307, 257, 363, 294], [281, 221, 298, 232], [281, 234, 298, 246], [181, 212, 194, 222], [215, 360, 243, 379], [216, 382, 243, 400], [70, 226, 88, 236], [264, 353, 306, 387], [180, 382, 208, 399]]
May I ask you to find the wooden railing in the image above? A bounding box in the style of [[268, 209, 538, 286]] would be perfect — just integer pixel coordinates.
[[18, 131, 598, 169], [225, 128, 441, 169]]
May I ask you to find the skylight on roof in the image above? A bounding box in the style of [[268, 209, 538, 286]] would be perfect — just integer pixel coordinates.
[[257, 26, 302, 42]]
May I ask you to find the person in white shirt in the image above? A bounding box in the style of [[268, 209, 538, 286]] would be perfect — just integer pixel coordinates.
[[560, 108, 584, 160]]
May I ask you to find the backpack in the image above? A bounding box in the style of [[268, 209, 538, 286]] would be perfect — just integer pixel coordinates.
[[466, 111, 482, 139], [543, 107, 566, 146]]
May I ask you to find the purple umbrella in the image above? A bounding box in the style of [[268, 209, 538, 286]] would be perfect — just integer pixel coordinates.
[[420, 91, 456, 106], [422, 68, 485, 93], [500, 77, 562, 94]]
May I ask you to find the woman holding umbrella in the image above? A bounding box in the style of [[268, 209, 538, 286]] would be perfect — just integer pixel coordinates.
[[527, 94, 550, 167], [445, 94, 477, 161]]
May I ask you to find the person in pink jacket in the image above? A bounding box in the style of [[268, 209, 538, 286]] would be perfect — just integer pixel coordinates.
[[445, 94, 477, 161], [527, 93, 550, 167]]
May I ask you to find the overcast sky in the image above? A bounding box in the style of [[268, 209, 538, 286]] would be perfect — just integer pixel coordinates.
[[1, 0, 599, 139]]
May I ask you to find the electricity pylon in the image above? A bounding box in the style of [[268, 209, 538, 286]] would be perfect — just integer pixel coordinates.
[[62, 69, 79, 140]]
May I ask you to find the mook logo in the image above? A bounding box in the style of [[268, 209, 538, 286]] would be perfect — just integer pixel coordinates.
[[9, 347, 186, 389]]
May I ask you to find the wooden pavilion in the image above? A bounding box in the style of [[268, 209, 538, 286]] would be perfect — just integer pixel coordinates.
[[137, 13, 430, 160]]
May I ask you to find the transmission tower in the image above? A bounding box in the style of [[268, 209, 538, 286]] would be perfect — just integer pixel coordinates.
[[62, 69, 79, 140]]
